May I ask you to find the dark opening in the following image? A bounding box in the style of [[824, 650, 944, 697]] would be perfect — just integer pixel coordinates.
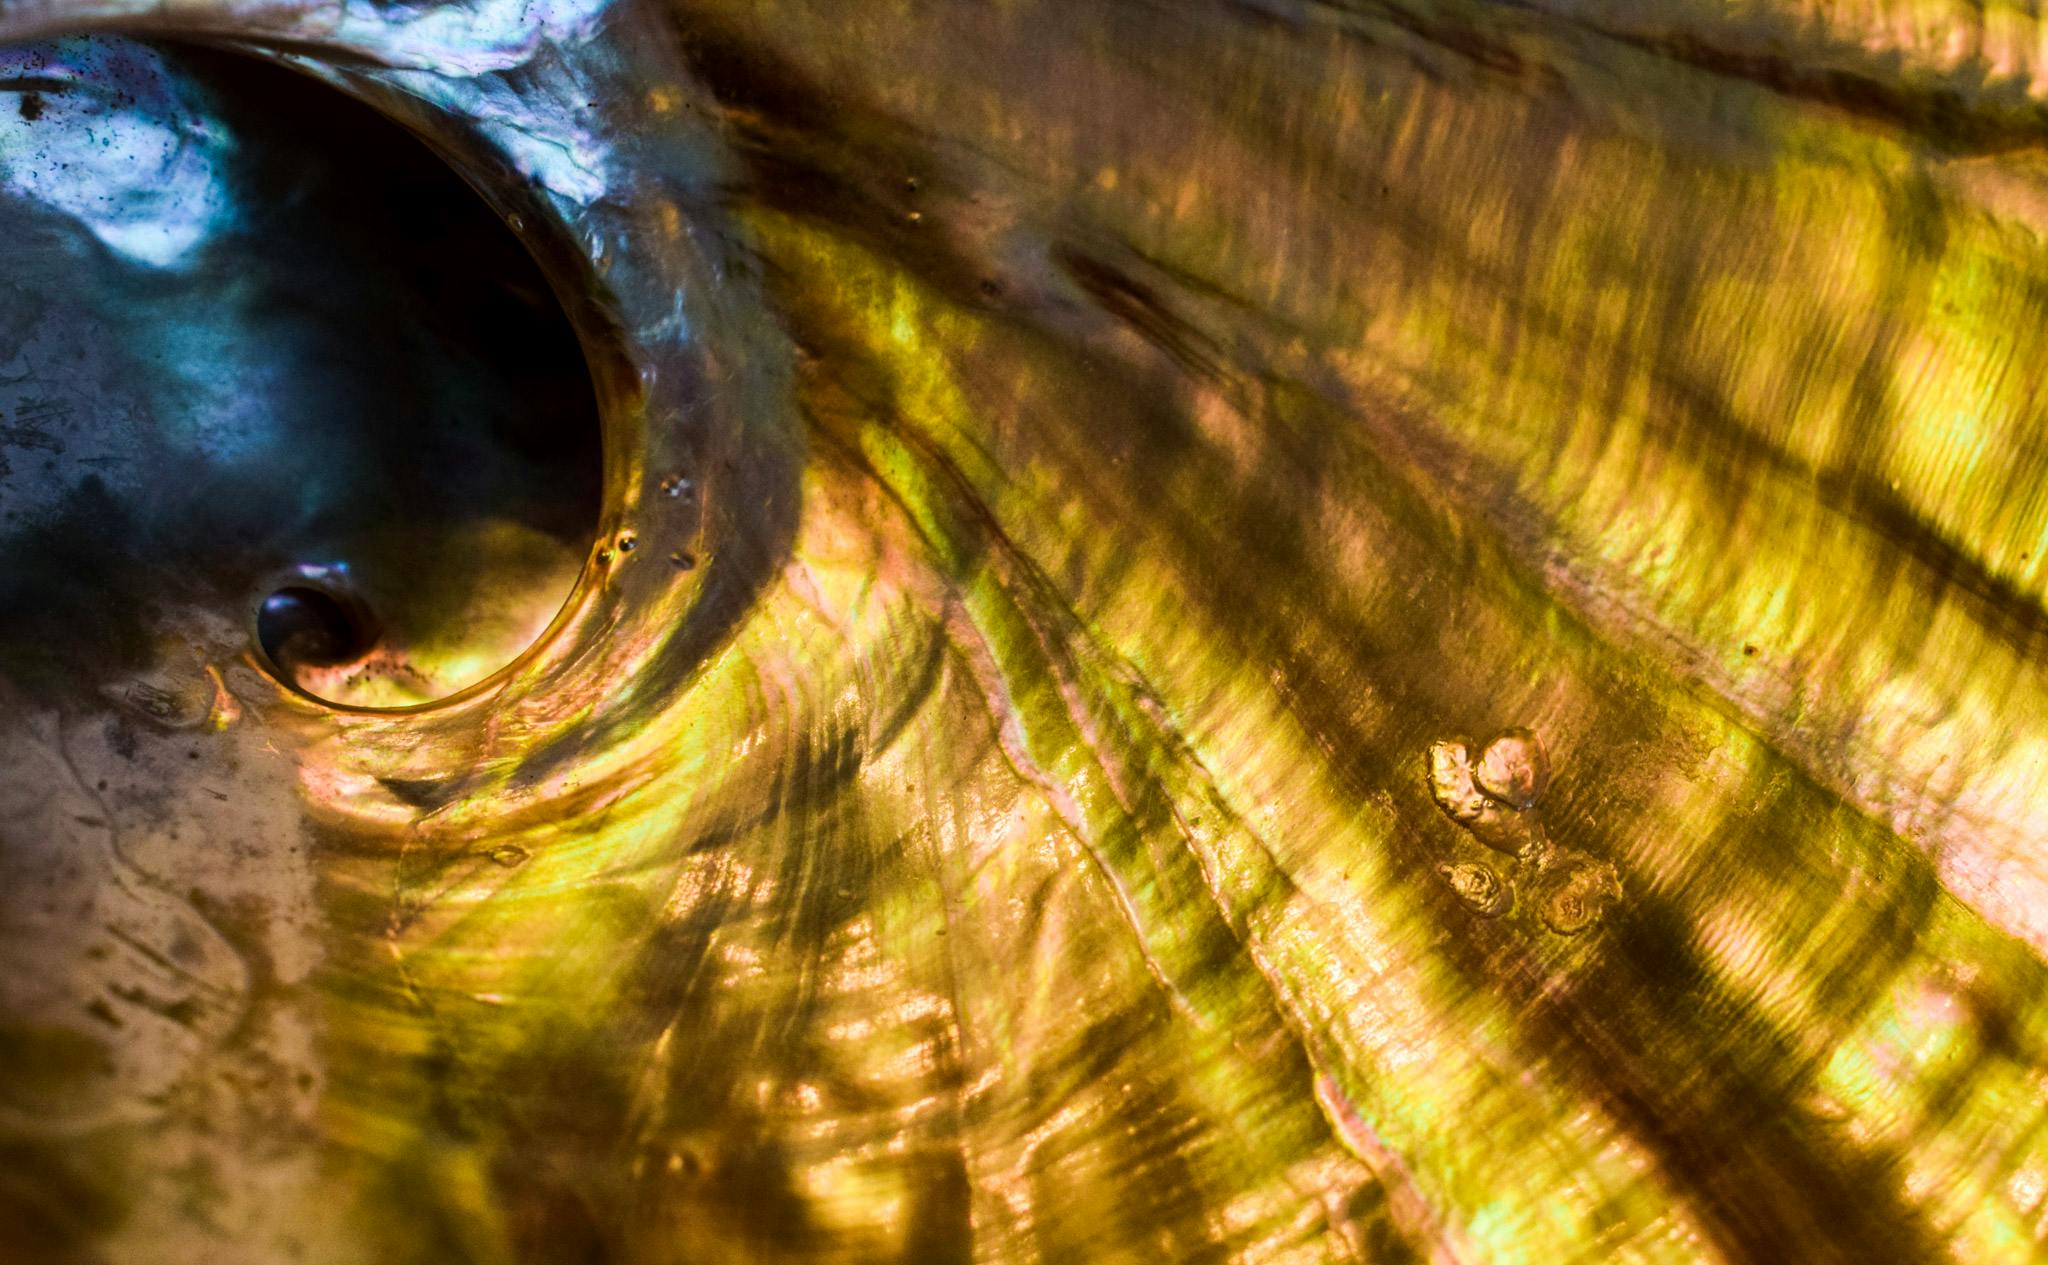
[[0, 37, 605, 707], [257, 584, 378, 670]]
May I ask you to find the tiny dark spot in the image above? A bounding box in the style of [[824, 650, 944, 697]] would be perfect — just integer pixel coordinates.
[[668, 551, 696, 571], [186, 749, 199, 759], [979, 278, 1003, 298], [19, 92, 44, 122], [1743, 643, 1758, 656], [85, 997, 121, 1027]]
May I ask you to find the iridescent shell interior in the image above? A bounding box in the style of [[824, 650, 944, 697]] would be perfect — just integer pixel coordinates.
[[3, 1, 2048, 1261]]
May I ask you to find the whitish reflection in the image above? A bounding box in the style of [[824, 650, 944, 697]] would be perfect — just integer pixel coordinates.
[[0, 38, 233, 268]]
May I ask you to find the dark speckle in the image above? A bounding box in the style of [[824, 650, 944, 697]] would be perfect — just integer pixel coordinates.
[[19, 93, 44, 122], [109, 984, 202, 1027], [377, 776, 462, 809]]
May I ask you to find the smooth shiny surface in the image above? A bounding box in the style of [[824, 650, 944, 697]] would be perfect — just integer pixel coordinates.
[[6, 0, 2048, 1261]]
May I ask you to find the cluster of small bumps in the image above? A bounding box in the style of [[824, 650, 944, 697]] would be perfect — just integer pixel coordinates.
[[1426, 728, 1621, 935]]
